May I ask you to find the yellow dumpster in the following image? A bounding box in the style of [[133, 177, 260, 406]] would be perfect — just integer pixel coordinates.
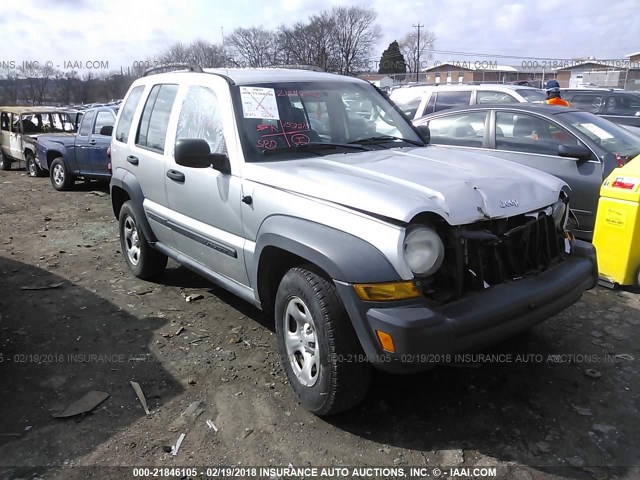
[[593, 156, 640, 287]]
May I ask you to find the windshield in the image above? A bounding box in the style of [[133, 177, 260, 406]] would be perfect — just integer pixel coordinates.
[[233, 81, 422, 161], [516, 89, 547, 102], [561, 110, 640, 156]]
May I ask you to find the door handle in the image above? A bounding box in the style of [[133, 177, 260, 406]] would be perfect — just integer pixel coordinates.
[[166, 169, 185, 182], [89, 140, 97, 145], [126, 155, 139, 165]]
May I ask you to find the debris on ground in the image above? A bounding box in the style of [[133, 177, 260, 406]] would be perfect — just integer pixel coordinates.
[[52, 391, 110, 418], [206, 419, 218, 432], [21, 281, 64, 291], [169, 400, 206, 433], [584, 368, 602, 378], [185, 294, 204, 303], [175, 326, 185, 336], [572, 405, 593, 417], [130, 381, 151, 415], [167, 433, 186, 456]]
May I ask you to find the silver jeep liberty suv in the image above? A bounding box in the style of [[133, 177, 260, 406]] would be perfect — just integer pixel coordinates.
[[110, 67, 597, 415]]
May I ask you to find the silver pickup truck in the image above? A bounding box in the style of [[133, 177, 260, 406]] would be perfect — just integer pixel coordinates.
[[110, 67, 597, 415]]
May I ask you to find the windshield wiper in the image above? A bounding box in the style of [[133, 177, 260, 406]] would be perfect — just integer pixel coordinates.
[[261, 142, 369, 156], [348, 135, 424, 147]]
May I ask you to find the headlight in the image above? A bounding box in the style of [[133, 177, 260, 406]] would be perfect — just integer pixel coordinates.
[[403, 226, 445, 277]]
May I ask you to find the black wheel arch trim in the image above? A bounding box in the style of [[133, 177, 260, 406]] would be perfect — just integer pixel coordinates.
[[252, 216, 401, 289], [110, 168, 157, 243]]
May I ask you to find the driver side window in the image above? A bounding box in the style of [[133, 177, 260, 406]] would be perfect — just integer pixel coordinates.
[[495, 112, 581, 156]]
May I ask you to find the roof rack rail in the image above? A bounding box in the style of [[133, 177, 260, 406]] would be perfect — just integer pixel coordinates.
[[142, 63, 203, 77]]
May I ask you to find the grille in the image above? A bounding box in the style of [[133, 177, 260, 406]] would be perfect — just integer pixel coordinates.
[[423, 211, 566, 304]]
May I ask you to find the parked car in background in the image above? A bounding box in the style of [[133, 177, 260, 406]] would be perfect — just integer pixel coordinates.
[[414, 104, 640, 238], [36, 106, 117, 190], [0, 107, 77, 175], [109, 67, 596, 415], [389, 84, 547, 120], [561, 89, 640, 127]]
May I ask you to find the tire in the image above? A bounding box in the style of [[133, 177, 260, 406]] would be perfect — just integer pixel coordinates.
[[0, 151, 10, 171], [118, 201, 167, 280], [275, 266, 371, 416], [49, 157, 75, 191], [26, 152, 45, 178]]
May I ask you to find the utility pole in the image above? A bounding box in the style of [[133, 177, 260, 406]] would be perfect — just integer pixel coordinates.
[[413, 22, 424, 83]]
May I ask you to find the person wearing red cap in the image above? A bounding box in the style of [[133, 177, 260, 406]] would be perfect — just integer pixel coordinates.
[[545, 80, 571, 106]]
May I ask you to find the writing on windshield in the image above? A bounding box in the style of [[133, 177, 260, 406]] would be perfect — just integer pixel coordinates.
[[255, 121, 313, 150]]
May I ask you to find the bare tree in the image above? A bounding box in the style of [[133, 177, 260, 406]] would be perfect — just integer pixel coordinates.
[[226, 27, 280, 67], [17, 63, 55, 105], [158, 42, 192, 65], [0, 70, 21, 104], [329, 6, 381, 75], [399, 30, 436, 73], [189, 40, 225, 67], [278, 13, 336, 70]]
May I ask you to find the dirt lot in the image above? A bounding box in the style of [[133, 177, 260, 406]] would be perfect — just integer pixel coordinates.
[[0, 168, 639, 480]]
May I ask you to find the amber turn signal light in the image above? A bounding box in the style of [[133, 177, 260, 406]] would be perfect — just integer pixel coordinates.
[[376, 330, 395, 353], [353, 281, 420, 301]]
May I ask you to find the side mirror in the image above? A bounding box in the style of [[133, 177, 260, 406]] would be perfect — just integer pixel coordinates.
[[174, 139, 231, 174], [415, 124, 430, 144], [99, 125, 113, 136], [558, 144, 591, 161]]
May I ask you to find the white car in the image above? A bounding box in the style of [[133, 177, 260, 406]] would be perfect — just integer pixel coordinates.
[[390, 84, 547, 120]]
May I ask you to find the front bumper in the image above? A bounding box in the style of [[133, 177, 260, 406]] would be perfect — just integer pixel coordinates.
[[336, 240, 597, 373]]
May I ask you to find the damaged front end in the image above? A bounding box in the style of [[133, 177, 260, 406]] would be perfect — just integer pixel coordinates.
[[414, 195, 572, 305]]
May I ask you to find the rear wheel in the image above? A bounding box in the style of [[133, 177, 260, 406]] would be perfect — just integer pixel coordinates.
[[26, 152, 45, 177], [50, 157, 75, 191], [0, 151, 10, 171], [119, 201, 168, 280], [275, 266, 371, 416]]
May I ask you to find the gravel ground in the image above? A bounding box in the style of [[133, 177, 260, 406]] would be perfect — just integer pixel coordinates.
[[0, 169, 639, 480]]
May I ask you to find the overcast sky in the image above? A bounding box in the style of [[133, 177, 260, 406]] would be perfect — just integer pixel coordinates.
[[2, 0, 639, 74]]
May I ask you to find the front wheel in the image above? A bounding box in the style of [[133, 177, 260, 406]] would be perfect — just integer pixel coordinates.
[[275, 266, 371, 416], [50, 157, 75, 191], [118, 201, 168, 280], [26, 152, 46, 177]]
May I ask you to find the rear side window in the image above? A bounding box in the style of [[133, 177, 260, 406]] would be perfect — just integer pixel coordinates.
[[477, 91, 518, 104], [434, 91, 471, 112], [115, 85, 144, 143], [570, 94, 602, 113], [136, 84, 178, 153], [1, 113, 9, 131], [94, 111, 115, 135], [79, 111, 95, 136]]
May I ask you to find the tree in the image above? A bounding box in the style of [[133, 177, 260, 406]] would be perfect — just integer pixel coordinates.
[[329, 6, 381, 75], [378, 41, 407, 74], [278, 13, 336, 71], [17, 63, 55, 105], [399, 29, 436, 73], [226, 27, 280, 67]]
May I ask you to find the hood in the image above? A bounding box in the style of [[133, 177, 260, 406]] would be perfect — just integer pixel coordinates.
[[244, 146, 566, 225]]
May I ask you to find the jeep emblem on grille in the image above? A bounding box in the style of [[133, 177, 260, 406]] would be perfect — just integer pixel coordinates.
[[499, 199, 519, 208]]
